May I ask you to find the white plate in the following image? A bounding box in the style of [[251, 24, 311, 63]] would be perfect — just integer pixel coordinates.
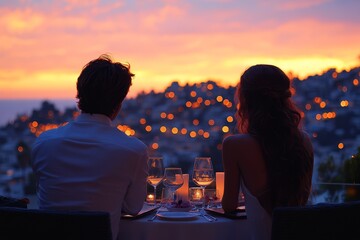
[[166, 206, 194, 212], [156, 211, 198, 221]]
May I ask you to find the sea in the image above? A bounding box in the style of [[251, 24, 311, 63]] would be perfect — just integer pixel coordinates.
[[0, 99, 76, 127]]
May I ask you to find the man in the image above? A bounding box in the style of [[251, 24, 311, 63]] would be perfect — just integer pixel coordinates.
[[31, 54, 148, 240]]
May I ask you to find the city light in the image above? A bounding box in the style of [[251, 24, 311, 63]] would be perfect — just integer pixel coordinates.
[[160, 112, 167, 118], [181, 128, 187, 135], [226, 116, 234, 123], [160, 126, 167, 133], [17, 146, 24, 153], [338, 142, 344, 149], [314, 97, 321, 104], [203, 132, 210, 139], [117, 125, 136, 136], [320, 101, 326, 108], [167, 113, 174, 120], [340, 100, 349, 107], [171, 127, 179, 134], [222, 126, 229, 133], [166, 91, 175, 99]]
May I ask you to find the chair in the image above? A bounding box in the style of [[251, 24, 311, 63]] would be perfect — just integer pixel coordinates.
[[271, 201, 360, 240], [0, 207, 112, 240]]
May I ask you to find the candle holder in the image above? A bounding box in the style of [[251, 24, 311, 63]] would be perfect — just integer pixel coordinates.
[[189, 187, 203, 206], [146, 194, 155, 204], [205, 189, 219, 208]]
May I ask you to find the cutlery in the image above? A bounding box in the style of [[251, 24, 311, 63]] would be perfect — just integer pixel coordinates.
[[199, 209, 216, 222], [200, 209, 217, 222], [148, 209, 160, 221]]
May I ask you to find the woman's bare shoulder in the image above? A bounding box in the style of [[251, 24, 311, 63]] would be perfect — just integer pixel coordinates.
[[223, 134, 256, 144], [223, 134, 259, 151]]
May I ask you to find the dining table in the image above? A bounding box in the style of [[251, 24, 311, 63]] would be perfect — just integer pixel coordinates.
[[119, 203, 251, 240]]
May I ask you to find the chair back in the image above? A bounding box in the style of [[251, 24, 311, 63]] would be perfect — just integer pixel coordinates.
[[0, 207, 112, 240], [271, 201, 360, 240]]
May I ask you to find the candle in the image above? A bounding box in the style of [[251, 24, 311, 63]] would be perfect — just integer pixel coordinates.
[[216, 172, 225, 201], [146, 194, 155, 203], [189, 187, 203, 201], [176, 174, 189, 201]]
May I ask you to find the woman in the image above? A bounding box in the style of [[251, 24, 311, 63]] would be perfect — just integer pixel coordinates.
[[221, 64, 314, 239]]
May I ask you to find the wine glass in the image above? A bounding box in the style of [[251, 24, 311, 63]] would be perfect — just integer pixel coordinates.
[[162, 168, 184, 203], [147, 157, 164, 206], [192, 157, 214, 208]]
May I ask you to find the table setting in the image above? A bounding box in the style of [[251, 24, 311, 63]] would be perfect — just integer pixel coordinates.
[[119, 156, 250, 240]]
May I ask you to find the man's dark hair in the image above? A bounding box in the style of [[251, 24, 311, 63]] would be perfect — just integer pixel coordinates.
[[76, 54, 134, 117]]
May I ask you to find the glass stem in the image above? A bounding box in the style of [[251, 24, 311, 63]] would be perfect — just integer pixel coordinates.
[[202, 187, 206, 209], [154, 186, 157, 206]]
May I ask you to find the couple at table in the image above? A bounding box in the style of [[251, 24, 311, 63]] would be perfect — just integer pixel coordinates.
[[31, 54, 314, 240]]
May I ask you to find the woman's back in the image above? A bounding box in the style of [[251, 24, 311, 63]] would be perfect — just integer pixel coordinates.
[[221, 64, 314, 240], [222, 132, 313, 214]]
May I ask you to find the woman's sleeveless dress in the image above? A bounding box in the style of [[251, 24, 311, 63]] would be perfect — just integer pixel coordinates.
[[241, 180, 272, 240]]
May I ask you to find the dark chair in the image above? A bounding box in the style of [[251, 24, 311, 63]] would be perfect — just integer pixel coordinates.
[[0, 207, 112, 240], [271, 201, 360, 240]]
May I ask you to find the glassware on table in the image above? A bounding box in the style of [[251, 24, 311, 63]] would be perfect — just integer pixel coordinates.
[[192, 157, 215, 208], [162, 168, 184, 203], [189, 187, 204, 206], [147, 157, 164, 205]]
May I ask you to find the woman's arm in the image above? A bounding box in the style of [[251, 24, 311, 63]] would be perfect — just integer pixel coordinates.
[[221, 136, 241, 213]]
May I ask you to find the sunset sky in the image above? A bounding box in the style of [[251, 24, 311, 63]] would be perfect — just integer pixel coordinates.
[[0, 0, 359, 99]]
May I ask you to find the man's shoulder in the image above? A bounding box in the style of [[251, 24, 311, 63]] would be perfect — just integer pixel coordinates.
[[35, 127, 62, 142], [110, 130, 147, 152], [125, 137, 148, 151], [32, 124, 71, 149]]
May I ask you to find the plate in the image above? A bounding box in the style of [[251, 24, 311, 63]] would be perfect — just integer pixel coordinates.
[[156, 211, 198, 221], [205, 207, 247, 219], [121, 204, 160, 219], [166, 206, 194, 212]]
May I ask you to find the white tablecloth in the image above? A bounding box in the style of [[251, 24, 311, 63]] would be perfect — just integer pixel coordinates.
[[118, 207, 251, 240]]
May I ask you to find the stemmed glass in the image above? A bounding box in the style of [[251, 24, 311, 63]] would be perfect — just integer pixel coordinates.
[[147, 157, 164, 206], [162, 168, 184, 203], [192, 157, 215, 208]]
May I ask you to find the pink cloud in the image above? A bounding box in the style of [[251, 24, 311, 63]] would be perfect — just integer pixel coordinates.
[[260, 0, 331, 11], [0, 0, 359, 98], [0, 8, 44, 33]]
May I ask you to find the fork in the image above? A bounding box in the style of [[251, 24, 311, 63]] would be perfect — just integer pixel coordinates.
[[147, 209, 161, 221], [200, 209, 217, 222]]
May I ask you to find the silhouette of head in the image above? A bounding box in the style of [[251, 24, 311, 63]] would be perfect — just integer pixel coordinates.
[[76, 54, 134, 119], [236, 64, 295, 133]]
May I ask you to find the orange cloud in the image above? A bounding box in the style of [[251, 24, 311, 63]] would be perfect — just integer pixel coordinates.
[[0, 1, 359, 99], [262, 0, 331, 11], [0, 8, 44, 33]]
